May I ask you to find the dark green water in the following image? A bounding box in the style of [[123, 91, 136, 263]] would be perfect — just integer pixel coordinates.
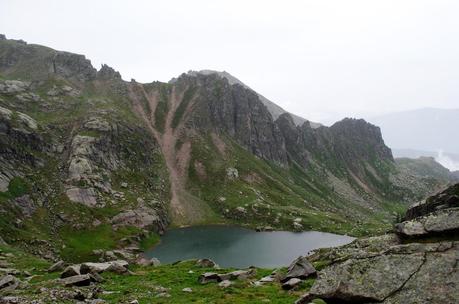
[[145, 225, 354, 268]]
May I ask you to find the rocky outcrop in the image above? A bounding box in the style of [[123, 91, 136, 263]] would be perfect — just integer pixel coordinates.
[[403, 183, 459, 220], [297, 183, 459, 304], [96, 64, 121, 80]]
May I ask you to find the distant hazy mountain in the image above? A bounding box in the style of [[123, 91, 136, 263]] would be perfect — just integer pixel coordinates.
[[181, 70, 322, 128], [392, 149, 459, 171], [369, 108, 459, 154]]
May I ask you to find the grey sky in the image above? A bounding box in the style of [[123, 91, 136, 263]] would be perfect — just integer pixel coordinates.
[[1, 0, 458, 124]]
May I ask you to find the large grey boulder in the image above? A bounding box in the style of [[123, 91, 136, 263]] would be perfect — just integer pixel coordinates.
[[281, 256, 316, 282]]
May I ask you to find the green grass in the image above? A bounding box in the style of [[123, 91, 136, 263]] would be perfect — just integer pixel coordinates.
[[172, 86, 197, 128], [59, 224, 142, 262], [99, 261, 302, 304], [140, 232, 161, 251]]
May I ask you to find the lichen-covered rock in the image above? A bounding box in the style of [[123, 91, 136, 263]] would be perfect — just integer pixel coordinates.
[[396, 208, 459, 236], [308, 253, 425, 302]]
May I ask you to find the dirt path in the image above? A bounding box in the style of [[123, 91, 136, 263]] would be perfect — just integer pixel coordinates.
[[128, 83, 205, 225]]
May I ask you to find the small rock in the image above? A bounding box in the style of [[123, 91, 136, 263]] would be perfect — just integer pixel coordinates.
[[59, 274, 92, 287], [282, 278, 302, 290], [61, 265, 81, 278], [198, 272, 221, 284], [218, 280, 232, 288], [120, 182, 128, 188], [182, 287, 192, 292], [196, 258, 219, 268], [48, 260, 65, 273]]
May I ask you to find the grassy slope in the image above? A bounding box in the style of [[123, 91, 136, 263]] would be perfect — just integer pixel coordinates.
[[186, 133, 403, 236]]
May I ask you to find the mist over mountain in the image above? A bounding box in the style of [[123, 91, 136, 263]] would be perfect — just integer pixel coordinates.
[[368, 108, 459, 155]]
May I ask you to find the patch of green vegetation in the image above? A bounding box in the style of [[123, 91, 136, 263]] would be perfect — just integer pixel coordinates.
[[77, 129, 101, 138], [0, 176, 29, 203], [172, 86, 197, 129], [59, 224, 142, 262], [139, 233, 161, 251], [154, 84, 171, 133]]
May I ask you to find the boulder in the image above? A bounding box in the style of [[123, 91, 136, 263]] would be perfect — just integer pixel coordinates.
[[48, 260, 65, 273], [0, 275, 19, 291], [79, 260, 128, 274], [224, 269, 257, 280], [59, 274, 93, 287], [136, 257, 160, 267], [282, 278, 302, 290], [282, 256, 316, 282], [396, 208, 459, 237], [195, 258, 219, 268], [307, 253, 425, 302], [218, 280, 232, 288], [105, 263, 129, 275], [61, 265, 81, 278], [198, 272, 221, 284], [66, 187, 98, 207]]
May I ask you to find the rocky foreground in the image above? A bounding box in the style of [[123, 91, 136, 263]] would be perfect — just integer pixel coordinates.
[[296, 183, 459, 304]]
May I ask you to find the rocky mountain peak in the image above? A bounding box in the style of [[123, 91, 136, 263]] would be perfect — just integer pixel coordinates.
[[97, 64, 122, 80], [179, 69, 321, 128], [51, 51, 97, 82]]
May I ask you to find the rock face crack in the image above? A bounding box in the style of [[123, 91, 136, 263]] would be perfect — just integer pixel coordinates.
[[381, 253, 427, 302]]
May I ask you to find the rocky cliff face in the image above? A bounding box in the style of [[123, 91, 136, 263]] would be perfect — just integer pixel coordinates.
[[0, 35, 455, 258]]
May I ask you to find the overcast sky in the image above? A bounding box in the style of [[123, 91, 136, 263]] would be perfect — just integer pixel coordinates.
[[1, 0, 458, 124]]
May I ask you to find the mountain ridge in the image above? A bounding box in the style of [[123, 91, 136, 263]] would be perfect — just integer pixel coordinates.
[[0, 34, 455, 261]]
